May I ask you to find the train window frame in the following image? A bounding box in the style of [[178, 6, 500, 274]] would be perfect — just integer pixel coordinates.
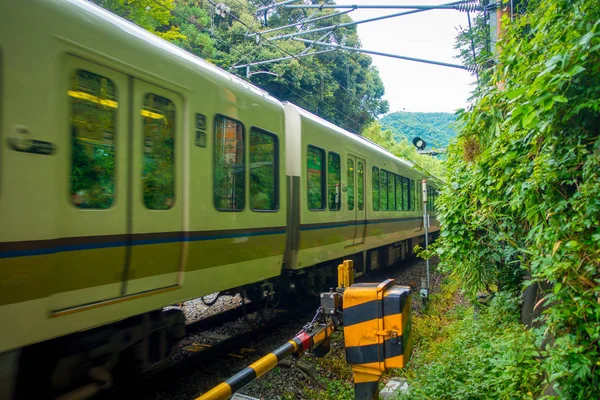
[[357, 160, 364, 211], [347, 157, 355, 211], [249, 127, 279, 212], [410, 179, 416, 211], [142, 92, 176, 211], [69, 69, 118, 210], [372, 167, 380, 211], [307, 145, 326, 211], [0, 47, 2, 198], [380, 169, 388, 211], [328, 151, 341, 211], [395, 174, 403, 211], [387, 170, 395, 211], [214, 114, 246, 212], [402, 177, 409, 211]]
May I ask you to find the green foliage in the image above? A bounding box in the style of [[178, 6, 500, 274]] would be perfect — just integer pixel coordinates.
[[399, 291, 543, 399], [439, 0, 600, 396], [361, 121, 444, 178], [380, 112, 457, 150], [90, 0, 389, 133]]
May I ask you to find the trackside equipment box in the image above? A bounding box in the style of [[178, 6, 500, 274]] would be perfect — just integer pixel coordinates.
[[343, 278, 413, 394]]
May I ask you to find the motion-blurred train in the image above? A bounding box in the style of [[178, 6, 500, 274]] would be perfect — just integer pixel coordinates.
[[0, 0, 440, 397]]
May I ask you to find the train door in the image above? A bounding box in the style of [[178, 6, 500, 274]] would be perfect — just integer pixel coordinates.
[[125, 80, 183, 295], [52, 57, 130, 311], [347, 155, 366, 245]]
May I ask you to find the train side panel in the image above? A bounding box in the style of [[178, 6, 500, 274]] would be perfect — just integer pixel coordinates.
[[0, 0, 286, 355], [285, 104, 438, 271]]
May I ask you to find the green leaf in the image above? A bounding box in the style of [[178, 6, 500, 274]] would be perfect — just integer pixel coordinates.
[[506, 87, 527, 100], [554, 282, 562, 294]]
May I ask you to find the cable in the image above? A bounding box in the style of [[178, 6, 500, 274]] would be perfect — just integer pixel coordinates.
[[148, 0, 364, 131], [151, 0, 443, 180], [229, 3, 385, 131]]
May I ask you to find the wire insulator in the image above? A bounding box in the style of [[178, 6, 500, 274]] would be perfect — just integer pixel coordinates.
[[465, 64, 483, 74], [454, 1, 484, 12]]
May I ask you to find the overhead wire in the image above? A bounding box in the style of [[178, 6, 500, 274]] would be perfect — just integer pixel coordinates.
[[200, 0, 449, 180], [229, 1, 384, 133], [146, 0, 363, 129], [150, 0, 450, 140], [241, 1, 472, 140]]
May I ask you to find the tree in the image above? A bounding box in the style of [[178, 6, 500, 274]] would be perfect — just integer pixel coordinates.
[[439, 0, 600, 396]]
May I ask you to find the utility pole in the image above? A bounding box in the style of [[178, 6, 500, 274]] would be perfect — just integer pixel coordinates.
[[489, 0, 512, 57]]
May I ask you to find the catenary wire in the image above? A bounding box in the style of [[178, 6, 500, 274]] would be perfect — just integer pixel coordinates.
[[147, 0, 364, 130]]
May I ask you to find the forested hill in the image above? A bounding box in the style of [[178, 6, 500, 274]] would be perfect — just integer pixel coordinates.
[[380, 112, 457, 149]]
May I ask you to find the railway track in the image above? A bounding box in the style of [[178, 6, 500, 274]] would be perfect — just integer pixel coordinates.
[[98, 258, 430, 400], [100, 297, 317, 399]]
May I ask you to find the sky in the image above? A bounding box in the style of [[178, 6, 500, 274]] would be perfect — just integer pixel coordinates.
[[334, 0, 476, 113]]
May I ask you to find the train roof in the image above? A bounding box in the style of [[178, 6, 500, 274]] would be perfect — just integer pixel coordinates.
[[286, 102, 416, 168], [63, 0, 281, 107]]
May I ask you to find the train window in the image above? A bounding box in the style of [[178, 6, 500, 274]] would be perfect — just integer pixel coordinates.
[[357, 161, 364, 211], [410, 179, 416, 211], [402, 177, 409, 211], [380, 170, 388, 211], [428, 187, 437, 211], [70, 69, 117, 209], [250, 128, 278, 211], [347, 158, 355, 211], [215, 116, 245, 211], [142, 93, 175, 210], [395, 175, 403, 211], [426, 186, 430, 211], [328, 152, 341, 211], [307, 145, 325, 210], [387, 172, 395, 211], [372, 167, 380, 211]]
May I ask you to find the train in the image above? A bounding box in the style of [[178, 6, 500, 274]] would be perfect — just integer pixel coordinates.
[[0, 0, 440, 398]]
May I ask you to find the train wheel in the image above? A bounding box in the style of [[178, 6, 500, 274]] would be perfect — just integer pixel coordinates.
[[241, 288, 266, 326], [291, 274, 310, 305]]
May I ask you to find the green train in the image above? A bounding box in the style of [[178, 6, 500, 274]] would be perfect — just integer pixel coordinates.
[[0, 0, 440, 397]]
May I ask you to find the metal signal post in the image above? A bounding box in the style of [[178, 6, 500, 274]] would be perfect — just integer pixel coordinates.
[[421, 180, 430, 302]]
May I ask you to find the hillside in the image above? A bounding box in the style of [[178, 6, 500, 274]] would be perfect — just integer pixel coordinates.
[[380, 111, 457, 149]]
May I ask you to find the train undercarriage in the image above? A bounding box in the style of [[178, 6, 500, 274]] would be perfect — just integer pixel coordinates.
[[2, 235, 430, 400]]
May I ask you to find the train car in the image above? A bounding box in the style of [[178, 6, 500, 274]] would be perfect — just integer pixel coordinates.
[[0, 0, 440, 398], [283, 103, 439, 279], [0, 0, 288, 397]]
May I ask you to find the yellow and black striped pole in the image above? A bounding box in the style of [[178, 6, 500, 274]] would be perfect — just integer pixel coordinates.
[[196, 339, 301, 400], [197, 319, 334, 400]]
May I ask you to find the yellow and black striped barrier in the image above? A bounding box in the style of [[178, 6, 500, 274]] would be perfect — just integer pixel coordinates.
[[196, 339, 301, 400], [197, 260, 412, 400], [196, 319, 335, 400]]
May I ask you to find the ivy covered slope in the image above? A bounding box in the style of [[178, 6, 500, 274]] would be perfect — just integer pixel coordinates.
[[438, 0, 599, 397], [380, 111, 457, 149]]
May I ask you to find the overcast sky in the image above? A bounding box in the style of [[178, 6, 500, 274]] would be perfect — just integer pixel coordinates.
[[334, 0, 476, 113]]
